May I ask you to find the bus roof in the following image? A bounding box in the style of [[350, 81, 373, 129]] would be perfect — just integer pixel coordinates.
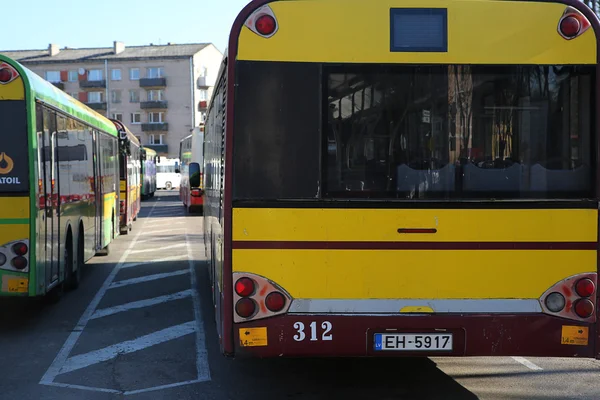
[[0, 54, 118, 137], [142, 147, 157, 157]]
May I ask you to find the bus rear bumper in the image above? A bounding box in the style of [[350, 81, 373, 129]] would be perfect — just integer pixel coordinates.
[[233, 314, 596, 358]]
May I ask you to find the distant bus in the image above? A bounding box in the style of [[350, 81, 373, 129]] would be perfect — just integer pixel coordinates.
[[0, 54, 119, 300], [111, 120, 141, 235], [141, 147, 157, 200], [204, 0, 600, 359], [156, 157, 181, 190], [179, 126, 204, 212]]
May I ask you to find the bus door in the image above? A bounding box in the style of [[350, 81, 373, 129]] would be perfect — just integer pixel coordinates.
[[41, 109, 60, 286], [92, 130, 103, 250]]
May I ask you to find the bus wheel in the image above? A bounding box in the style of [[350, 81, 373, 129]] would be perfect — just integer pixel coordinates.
[[166, 182, 172, 190], [65, 231, 80, 291]]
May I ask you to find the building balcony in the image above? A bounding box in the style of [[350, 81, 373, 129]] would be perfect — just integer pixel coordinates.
[[146, 144, 168, 153], [197, 76, 208, 88], [141, 122, 168, 132], [79, 80, 107, 89], [86, 102, 107, 110], [52, 82, 65, 90], [139, 77, 167, 88], [140, 100, 168, 109]]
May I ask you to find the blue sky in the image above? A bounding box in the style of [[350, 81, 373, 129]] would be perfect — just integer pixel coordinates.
[[2, 0, 251, 54]]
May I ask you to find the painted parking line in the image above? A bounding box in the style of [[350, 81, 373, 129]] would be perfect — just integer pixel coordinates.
[[39, 198, 211, 395], [512, 357, 543, 371], [129, 242, 186, 254], [109, 270, 189, 289]]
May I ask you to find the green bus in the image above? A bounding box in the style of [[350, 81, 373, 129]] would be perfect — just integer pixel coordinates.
[[141, 147, 157, 200], [0, 54, 119, 300]]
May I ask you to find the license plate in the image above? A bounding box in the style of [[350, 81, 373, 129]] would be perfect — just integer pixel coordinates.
[[374, 333, 453, 351]]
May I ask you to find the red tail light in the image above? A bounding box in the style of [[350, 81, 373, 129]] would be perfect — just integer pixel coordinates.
[[11, 257, 28, 270], [574, 299, 594, 318], [191, 189, 202, 197], [575, 278, 595, 298], [235, 277, 255, 297], [265, 292, 286, 312], [558, 7, 591, 40], [0, 68, 13, 83], [120, 200, 125, 214], [256, 15, 276, 36], [235, 298, 257, 318], [12, 242, 28, 256]]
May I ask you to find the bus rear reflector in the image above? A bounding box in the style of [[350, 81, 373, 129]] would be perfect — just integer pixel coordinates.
[[545, 292, 566, 313], [574, 299, 594, 318]]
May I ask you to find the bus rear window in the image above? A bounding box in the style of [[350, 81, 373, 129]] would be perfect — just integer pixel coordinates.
[[0, 100, 29, 193], [324, 65, 595, 200]]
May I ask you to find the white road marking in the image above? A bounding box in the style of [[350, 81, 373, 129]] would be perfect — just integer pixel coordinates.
[[91, 289, 193, 320], [143, 227, 185, 235], [109, 270, 189, 289], [136, 235, 186, 245], [512, 356, 543, 371], [120, 254, 187, 269], [39, 200, 159, 385], [129, 242, 186, 254], [186, 231, 211, 381], [59, 322, 196, 374], [123, 379, 209, 396], [43, 382, 121, 394]]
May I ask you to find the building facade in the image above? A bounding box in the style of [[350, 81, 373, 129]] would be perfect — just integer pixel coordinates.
[[1, 42, 223, 157]]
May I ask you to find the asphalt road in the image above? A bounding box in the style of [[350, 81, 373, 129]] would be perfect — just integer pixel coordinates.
[[1, 191, 600, 400]]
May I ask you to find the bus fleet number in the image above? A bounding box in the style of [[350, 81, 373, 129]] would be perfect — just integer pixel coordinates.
[[293, 321, 333, 342]]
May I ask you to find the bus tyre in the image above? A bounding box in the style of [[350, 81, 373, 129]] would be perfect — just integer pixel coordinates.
[[166, 182, 172, 190], [65, 232, 80, 291]]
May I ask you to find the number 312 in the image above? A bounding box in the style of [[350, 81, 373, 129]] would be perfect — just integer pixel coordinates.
[[293, 321, 333, 342]]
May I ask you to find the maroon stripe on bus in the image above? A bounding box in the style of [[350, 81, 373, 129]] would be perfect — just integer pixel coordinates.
[[232, 241, 598, 250]]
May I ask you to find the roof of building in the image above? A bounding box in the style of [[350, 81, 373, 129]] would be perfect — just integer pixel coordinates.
[[0, 43, 212, 64]]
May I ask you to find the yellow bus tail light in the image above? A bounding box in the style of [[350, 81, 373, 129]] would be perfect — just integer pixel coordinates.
[[540, 272, 597, 322], [558, 6, 591, 40], [233, 272, 292, 322], [244, 4, 279, 38]]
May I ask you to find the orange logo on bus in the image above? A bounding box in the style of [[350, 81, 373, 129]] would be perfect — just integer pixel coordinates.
[[0, 152, 15, 175]]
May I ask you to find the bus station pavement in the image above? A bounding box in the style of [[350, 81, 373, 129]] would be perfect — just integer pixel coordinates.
[[1, 191, 600, 400]]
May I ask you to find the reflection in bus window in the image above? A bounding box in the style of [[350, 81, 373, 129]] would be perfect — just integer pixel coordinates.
[[324, 65, 593, 200]]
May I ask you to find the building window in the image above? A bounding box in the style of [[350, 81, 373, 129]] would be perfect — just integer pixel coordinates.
[[149, 134, 165, 144], [88, 92, 104, 103], [130, 68, 140, 80], [147, 89, 165, 101], [111, 69, 122, 81], [147, 67, 164, 79], [88, 69, 103, 81], [68, 70, 78, 82], [112, 113, 123, 122], [45, 71, 60, 83], [110, 90, 122, 103], [148, 112, 164, 123], [129, 89, 140, 103], [198, 89, 207, 101], [130, 113, 141, 124], [69, 92, 78, 99]]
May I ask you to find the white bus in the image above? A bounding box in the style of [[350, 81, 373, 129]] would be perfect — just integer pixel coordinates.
[[156, 157, 181, 190]]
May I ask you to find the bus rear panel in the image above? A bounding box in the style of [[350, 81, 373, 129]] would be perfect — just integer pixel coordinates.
[[0, 62, 31, 296], [213, 0, 600, 358]]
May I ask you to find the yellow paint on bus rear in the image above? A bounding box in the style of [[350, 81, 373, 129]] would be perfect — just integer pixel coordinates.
[[238, 0, 596, 65], [232, 208, 597, 299], [0, 73, 24, 100]]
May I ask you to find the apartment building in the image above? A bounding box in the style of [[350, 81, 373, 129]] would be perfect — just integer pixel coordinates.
[[1, 41, 223, 157]]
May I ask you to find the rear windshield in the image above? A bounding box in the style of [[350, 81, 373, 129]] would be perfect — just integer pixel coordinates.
[[325, 65, 595, 200], [0, 100, 29, 193], [231, 62, 595, 201]]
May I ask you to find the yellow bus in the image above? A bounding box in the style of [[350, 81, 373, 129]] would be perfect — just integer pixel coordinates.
[[203, 0, 600, 358]]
